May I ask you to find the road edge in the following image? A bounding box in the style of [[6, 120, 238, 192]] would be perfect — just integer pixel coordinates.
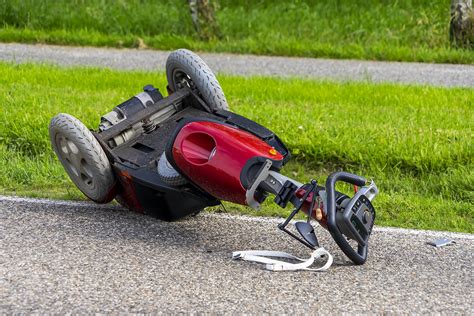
[[1, 194, 472, 240]]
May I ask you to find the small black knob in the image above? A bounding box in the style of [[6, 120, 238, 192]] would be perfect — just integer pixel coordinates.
[[363, 211, 370, 224], [143, 84, 156, 93]]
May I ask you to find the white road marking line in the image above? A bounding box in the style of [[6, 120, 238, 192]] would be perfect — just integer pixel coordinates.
[[1, 194, 472, 239]]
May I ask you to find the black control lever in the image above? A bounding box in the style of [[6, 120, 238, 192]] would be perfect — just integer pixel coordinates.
[[295, 222, 319, 248]]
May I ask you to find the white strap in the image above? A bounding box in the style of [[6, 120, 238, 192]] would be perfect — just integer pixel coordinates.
[[232, 248, 333, 272]]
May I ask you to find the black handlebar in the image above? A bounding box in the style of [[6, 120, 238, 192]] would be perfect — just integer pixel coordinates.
[[325, 171, 368, 265]]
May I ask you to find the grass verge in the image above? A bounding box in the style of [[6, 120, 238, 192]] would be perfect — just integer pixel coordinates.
[[0, 0, 473, 64], [0, 62, 472, 232]]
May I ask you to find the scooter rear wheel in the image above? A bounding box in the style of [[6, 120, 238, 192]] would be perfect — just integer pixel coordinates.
[[49, 113, 116, 203], [166, 49, 229, 111]]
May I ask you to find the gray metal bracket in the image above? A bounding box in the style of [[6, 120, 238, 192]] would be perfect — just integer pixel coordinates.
[[245, 159, 273, 210]]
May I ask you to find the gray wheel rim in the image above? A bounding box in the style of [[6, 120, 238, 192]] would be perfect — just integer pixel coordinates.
[[55, 133, 95, 190], [172, 69, 196, 91]]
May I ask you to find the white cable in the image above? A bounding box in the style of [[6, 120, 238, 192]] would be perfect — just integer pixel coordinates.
[[232, 247, 333, 272]]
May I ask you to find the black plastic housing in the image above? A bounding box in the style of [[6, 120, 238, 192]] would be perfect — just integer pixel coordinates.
[[113, 162, 218, 221]]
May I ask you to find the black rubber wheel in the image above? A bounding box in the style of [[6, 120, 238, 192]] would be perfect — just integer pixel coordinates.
[[157, 153, 187, 186], [49, 113, 116, 203], [166, 49, 229, 111]]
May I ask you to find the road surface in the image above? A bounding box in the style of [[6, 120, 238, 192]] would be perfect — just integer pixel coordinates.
[[1, 196, 472, 313]]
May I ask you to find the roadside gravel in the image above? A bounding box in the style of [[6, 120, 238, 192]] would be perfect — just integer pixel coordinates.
[[0, 43, 473, 88]]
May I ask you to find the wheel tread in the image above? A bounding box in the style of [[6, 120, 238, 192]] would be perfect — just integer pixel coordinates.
[[166, 49, 229, 111], [49, 113, 115, 203]]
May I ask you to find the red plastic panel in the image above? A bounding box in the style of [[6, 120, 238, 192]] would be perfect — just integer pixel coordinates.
[[172, 121, 283, 205], [181, 132, 217, 165], [115, 169, 143, 213]]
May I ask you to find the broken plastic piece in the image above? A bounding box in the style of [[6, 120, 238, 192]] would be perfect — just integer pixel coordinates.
[[427, 238, 456, 248]]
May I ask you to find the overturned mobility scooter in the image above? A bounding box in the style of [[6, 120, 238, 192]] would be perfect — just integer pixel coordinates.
[[50, 49, 378, 270]]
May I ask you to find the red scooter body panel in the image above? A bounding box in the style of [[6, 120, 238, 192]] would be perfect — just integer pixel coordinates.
[[172, 121, 284, 205]]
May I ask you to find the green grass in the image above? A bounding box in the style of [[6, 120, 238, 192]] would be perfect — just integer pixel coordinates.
[[0, 62, 473, 233], [0, 0, 473, 64]]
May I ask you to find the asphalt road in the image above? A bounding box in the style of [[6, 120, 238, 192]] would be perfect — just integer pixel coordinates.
[[1, 196, 472, 313], [0, 43, 473, 88]]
